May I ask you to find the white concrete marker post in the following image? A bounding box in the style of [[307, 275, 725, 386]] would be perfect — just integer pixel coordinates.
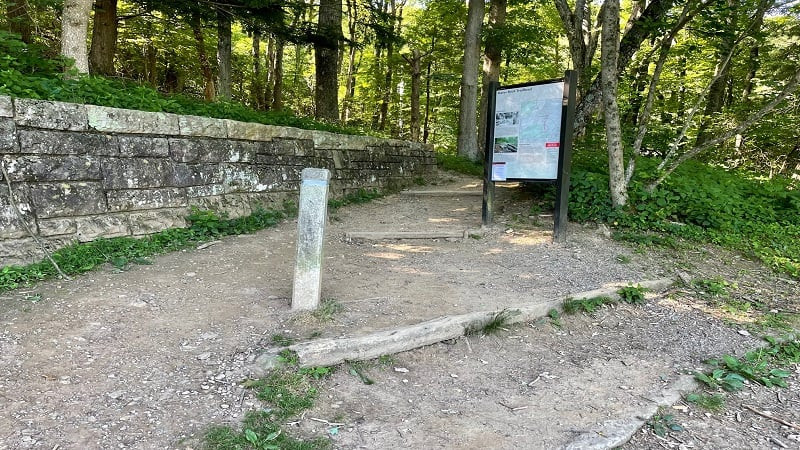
[[292, 168, 331, 311]]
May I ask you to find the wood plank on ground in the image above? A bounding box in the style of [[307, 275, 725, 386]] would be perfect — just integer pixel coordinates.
[[251, 278, 674, 372], [345, 230, 468, 240], [400, 190, 483, 197]]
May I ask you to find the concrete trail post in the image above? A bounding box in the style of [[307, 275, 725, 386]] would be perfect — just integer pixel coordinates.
[[292, 168, 331, 311]]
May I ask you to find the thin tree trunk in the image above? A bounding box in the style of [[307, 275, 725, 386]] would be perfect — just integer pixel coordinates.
[[89, 0, 118, 75], [6, 0, 33, 43], [456, 0, 484, 161], [601, 0, 627, 207], [216, 9, 232, 100], [314, 0, 342, 121], [341, 0, 359, 122], [478, 0, 507, 160], [265, 34, 275, 107], [252, 31, 264, 108], [423, 38, 434, 143], [403, 49, 427, 142], [272, 38, 284, 110], [61, 0, 94, 75], [190, 13, 216, 100], [145, 40, 157, 86]]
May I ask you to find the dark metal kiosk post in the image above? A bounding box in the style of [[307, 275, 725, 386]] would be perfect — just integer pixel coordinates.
[[553, 70, 577, 243], [481, 70, 577, 242], [482, 81, 499, 226]]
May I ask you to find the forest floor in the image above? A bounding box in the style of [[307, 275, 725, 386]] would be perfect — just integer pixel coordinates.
[[0, 170, 798, 449]]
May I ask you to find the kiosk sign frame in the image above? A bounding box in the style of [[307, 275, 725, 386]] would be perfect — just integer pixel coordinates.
[[481, 71, 577, 242]]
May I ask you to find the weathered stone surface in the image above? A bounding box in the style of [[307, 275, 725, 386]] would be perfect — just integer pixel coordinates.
[[168, 138, 234, 163], [219, 164, 276, 192], [0, 119, 17, 153], [38, 217, 77, 236], [2, 155, 101, 182], [101, 158, 175, 189], [87, 105, 179, 135], [292, 168, 330, 311], [311, 131, 383, 150], [0, 185, 34, 239], [107, 188, 187, 211], [186, 184, 226, 198], [129, 209, 187, 235], [17, 129, 118, 155], [179, 115, 227, 138], [28, 182, 107, 218], [171, 164, 221, 187], [1, 238, 42, 266], [225, 120, 313, 141], [75, 214, 130, 242], [15, 99, 88, 131], [118, 136, 168, 157], [0, 96, 12, 117], [227, 141, 258, 162]]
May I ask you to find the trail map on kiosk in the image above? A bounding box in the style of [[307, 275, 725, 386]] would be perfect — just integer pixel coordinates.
[[492, 81, 564, 180]]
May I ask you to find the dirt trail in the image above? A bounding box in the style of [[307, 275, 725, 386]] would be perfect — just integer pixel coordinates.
[[1, 171, 797, 449]]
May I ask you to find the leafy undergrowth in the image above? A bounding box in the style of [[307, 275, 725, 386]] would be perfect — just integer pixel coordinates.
[[204, 353, 332, 450], [562, 285, 650, 315], [694, 336, 800, 392], [568, 148, 800, 279], [0, 205, 291, 292], [435, 152, 484, 177], [0, 31, 362, 136]]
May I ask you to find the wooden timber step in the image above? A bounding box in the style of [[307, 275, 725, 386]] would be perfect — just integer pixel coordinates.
[[345, 230, 470, 241], [400, 190, 483, 197]]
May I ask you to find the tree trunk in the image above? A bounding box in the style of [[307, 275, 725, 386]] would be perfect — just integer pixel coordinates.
[[265, 34, 275, 107], [7, 0, 33, 43], [403, 49, 424, 142], [145, 40, 157, 86], [601, 0, 627, 207], [252, 31, 264, 108], [456, 0, 485, 161], [89, 0, 118, 76], [190, 13, 216, 101], [341, 0, 359, 122], [423, 38, 434, 143], [478, 0, 507, 161], [572, 0, 675, 134], [216, 9, 232, 100], [272, 38, 284, 110], [61, 0, 94, 74], [314, 0, 342, 121]]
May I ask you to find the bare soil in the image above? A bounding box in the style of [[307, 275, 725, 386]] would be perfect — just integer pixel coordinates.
[[1, 170, 798, 449]]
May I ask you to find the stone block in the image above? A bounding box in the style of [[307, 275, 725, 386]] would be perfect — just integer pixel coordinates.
[[171, 163, 221, 187], [2, 154, 101, 182], [28, 182, 107, 218], [179, 115, 227, 138], [192, 194, 252, 219], [225, 120, 313, 141], [14, 98, 88, 131], [311, 131, 381, 150], [292, 168, 331, 310], [228, 141, 258, 162], [0, 185, 34, 239], [0, 238, 41, 267], [0, 96, 12, 117], [75, 214, 130, 242], [38, 217, 77, 237], [0, 119, 17, 153], [128, 209, 187, 235], [118, 136, 169, 157], [267, 138, 315, 156], [87, 105, 179, 135], [17, 129, 118, 155], [186, 184, 226, 198], [168, 138, 233, 163], [219, 164, 276, 193], [101, 158, 175, 189], [106, 187, 187, 211]]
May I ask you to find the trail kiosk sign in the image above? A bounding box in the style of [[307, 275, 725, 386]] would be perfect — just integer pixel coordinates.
[[481, 71, 577, 242]]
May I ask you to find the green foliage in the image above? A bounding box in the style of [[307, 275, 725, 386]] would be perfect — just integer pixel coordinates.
[[563, 296, 615, 315], [568, 151, 800, 279], [466, 309, 517, 335], [617, 285, 648, 305], [647, 412, 684, 437], [0, 206, 288, 292], [0, 32, 359, 135], [547, 308, 562, 328], [694, 336, 800, 391], [685, 393, 725, 412], [692, 277, 735, 299], [328, 189, 384, 211], [435, 153, 484, 177], [271, 334, 295, 347], [311, 299, 344, 322]]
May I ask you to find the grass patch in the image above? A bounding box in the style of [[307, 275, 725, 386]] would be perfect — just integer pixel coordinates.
[[466, 309, 517, 335], [0, 205, 292, 292], [563, 296, 615, 315], [685, 392, 725, 412], [311, 299, 344, 322], [328, 188, 384, 211], [617, 284, 648, 305], [435, 153, 483, 177]]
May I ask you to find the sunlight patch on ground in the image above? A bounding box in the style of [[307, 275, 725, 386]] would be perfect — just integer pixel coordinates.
[[428, 217, 459, 223], [391, 267, 434, 275], [380, 243, 435, 253], [484, 248, 505, 255], [366, 252, 405, 260], [500, 231, 551, 246]]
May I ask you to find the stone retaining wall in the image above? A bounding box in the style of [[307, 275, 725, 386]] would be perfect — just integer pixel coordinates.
[[0, 97, 436, 266]]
